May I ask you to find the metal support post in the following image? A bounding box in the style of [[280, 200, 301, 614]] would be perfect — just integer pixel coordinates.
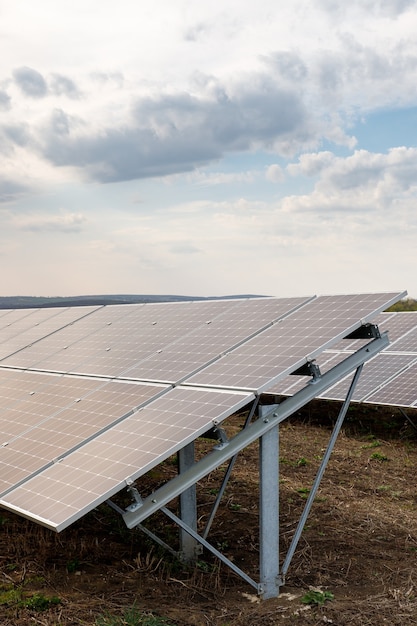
[[178, 442, 200, 560], [259, 405, 280, 599]]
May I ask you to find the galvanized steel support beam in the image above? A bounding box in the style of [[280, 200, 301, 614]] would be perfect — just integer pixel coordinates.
[[259, 406, 280, 599], [178, 442, 200, 561]]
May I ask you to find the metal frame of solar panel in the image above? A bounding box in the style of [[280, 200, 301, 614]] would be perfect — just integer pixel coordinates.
[[0, 292, 405, 599]]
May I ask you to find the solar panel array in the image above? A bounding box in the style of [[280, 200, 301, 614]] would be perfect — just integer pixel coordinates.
[[269, 310, 417, 408], [0, 292, 404, 530]]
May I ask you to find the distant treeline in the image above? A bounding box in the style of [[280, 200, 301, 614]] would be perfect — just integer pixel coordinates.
[[386, 298, 417, 312], [0, 294, 264, 309]]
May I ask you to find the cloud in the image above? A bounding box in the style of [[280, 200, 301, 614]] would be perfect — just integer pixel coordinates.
[[287, 151, 335, 177], [12, 66, 48, 98], [0, 90, 11, 111], [0, 179, 29, 202], [11, 212, 87, 233], [2, 124, 31, 148], [50, 74, 80, 99], [264, 51, 308, 82], [183, 22, 210, 42], [265, 164, 285, 182], [282, 147, 417, 214], [318, 0, 414, 18], [39, 76, 309, 183]]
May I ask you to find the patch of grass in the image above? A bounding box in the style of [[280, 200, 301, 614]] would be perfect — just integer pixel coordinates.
[[0, 587, 22, 606], [96, 606, 176, 625], [297, 487, 310, 499], [301, 590, 334, 606], [22, 593, 61, 611], [0, 588, 60, 612], [370, 452, 389, 462]]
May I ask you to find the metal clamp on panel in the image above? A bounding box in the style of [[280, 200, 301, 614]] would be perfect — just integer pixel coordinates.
[[202, 425, 229, 449], [344, 322, 381, 340], [291, 360, 322, 383], [125, 484, 143, 513]]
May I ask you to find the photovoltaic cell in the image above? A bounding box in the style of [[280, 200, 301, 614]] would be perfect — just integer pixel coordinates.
[[0, 387, 253, 530], [0, 371, 168, 495], [0, 304, 139, 369], [2, 300, 236, 375], [365, 363, 417, 407], [187, 293, 402, 392], [385, 326, 417, 354], [122, 296, 310, 382], [379, 311, 417, 343], [320, 353, 417, 402], [0, 306, 101, 362], [1, 298, 311, 382]]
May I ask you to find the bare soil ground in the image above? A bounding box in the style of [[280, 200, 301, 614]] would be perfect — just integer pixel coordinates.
[[1, 403, 417, 625]]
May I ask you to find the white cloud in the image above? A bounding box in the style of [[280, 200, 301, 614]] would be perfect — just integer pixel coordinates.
[[10, 212, 87, 233], [282, 148, 417, 219], [265, 164, 285, 183], [287, 152, 335, 177]]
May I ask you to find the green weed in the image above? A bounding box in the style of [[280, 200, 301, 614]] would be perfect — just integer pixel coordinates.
[[22, 593, 61, 611], [96, 606, 175, 625], [370, 452, 389, 462], [0, 588, 60, 612], [301, 589, 334, 606]]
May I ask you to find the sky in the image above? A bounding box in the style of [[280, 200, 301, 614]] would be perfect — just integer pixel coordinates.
[[0, 0, 416, 299]]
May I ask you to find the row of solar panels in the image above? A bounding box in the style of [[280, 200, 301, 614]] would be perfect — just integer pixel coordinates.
[[269, 310, 417, 408], [0, 292, 406, 530]]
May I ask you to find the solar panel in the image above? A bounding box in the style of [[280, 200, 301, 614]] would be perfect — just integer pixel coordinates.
[[122, 296, 311, 383], [0, 386, 253, 530], [364, 362, 417, 407], [187, 293, 402, 392], [385, 326, 417, 354], [0, 306, 101, 362], [0, 291, 406, 533], [379, 311, 417, 343], [321, 353, 417, 402], [1, 300, 240, 375], [0, 371, 168, 494]]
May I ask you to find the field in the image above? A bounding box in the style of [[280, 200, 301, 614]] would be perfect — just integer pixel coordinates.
[[1, 403, 417, 625]]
